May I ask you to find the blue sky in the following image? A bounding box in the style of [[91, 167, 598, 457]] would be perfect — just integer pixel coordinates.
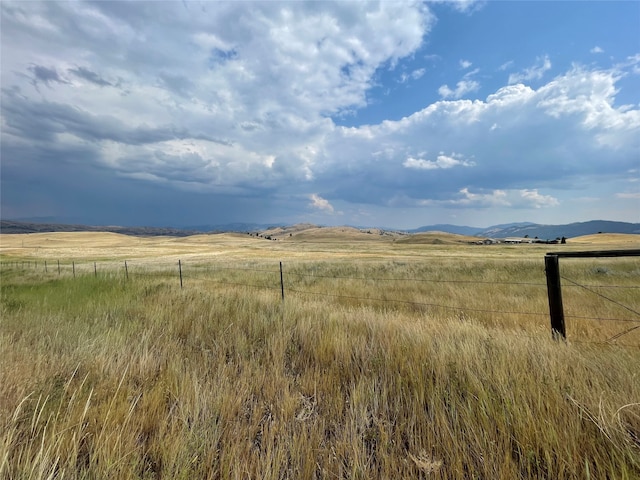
[[1, 1, 639, 229]]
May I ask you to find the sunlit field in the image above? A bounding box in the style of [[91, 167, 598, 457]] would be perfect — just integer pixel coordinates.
[[1, 231, 639, 479]]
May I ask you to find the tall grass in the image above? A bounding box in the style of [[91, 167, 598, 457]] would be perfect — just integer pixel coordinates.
[[1, 254, 639, 479]]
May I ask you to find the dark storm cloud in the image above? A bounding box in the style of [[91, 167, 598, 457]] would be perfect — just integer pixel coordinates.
[[1, 1, 638, 227], [1, 88, 228, 146], [28, 64, 69, 88], [68, 66, 113, 87]]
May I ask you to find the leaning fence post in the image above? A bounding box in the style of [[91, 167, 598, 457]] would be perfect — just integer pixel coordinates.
[[544, 254, 566, 340], [45, 261, 48, 273], [125, 261, 129, 280], [72, 261, 76, 278], [280, 261, 284, 302], [179, 260, 183, 289]]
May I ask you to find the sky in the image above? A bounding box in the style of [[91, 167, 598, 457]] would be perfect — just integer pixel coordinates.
[[1, 0, 639, 230]]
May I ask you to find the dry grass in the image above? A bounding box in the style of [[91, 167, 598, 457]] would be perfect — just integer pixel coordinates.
[[569, 233, 640, 247], [1, 232, 639, 479]]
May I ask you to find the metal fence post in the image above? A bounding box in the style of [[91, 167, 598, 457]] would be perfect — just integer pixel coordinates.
[[280, 261, 285, 302]]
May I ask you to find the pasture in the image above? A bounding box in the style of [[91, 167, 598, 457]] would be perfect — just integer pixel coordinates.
[[1, 230, 639, 479]]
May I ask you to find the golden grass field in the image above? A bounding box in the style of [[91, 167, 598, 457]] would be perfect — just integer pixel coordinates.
[[1, 229, 639, 479]]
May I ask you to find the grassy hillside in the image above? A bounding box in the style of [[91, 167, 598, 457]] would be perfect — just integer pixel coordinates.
[[394, 231, 479, 245], [1, 233, 639, 479], [568, 233, 640, 246]]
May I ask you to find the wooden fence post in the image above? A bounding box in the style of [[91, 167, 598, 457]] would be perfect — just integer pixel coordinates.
[[94, 262, 97, 277], [125, 261, 129, 280], [544, 254, 566, 340], [72, 261, 76, 278], [58, 260, 61, 275], [179, 260, 183, 289], [45, 261, 48, 273]]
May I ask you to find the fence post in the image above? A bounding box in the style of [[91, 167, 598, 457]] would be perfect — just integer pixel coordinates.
[[179, 260, 183, 289], [544, 254, 566, 340], [58, 260, 61, 275], [45, 261, 48, 273], [280, 261, 284, 302], [125, 261, 129, 280], [94, 262, 97, 277], [73, 261, 76, 278]]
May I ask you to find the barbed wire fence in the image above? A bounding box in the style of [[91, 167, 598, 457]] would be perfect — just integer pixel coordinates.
[[2, 255, 639, 347]]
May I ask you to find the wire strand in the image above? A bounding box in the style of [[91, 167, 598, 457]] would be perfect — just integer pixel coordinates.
[[561, 275, 640, 318], [286, 288, 548, 317]]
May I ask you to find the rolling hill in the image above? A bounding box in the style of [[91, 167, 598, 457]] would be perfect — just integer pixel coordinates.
[[2, 219, 639, 240], [411, 220, 640, 240]]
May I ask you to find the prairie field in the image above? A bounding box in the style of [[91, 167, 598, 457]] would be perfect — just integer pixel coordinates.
[[1, 231, 639, 479]]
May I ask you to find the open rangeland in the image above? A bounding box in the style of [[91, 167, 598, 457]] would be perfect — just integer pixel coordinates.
[[1, 231, 639, 479]]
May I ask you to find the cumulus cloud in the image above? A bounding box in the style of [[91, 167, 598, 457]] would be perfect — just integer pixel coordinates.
[[508, 55, 551, 84], [519, 189, 560, 208], [1, 1, 638, 227], [1, 1, 432, 191], [314, 64, 639, 210], [438, 79, 480, 99], [439, 66, 480, 99], [309, 194, 334, 212], [590, 46, 604, 54]]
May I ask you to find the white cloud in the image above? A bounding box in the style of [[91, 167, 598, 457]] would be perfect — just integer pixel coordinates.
[[499, 60, 514, 71], [615, 53, 640, 74], [439, 66, 480, 99], [1, 2, 638, 227], [414, 188, 558, 209], [309, 193, 334, 212], [423, 53, 441, 62], [316, 64, 639, 212], [412, 68, 427, 80], [590, 46, 604, 54], [403, 153, 475, 170], [519, 189, 560, 208], [508, 55, 552, 84], [1, 1, 433, 192], [434, 0, 485, 13], [438, 79, 480, 99], [616, 192, 640, 199], [460, 59, 472, 69], [400, 68, 426, 83]]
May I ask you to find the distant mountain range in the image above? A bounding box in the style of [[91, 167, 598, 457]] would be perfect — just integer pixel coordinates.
[[1, 219, 639, 239], [0, 220, 202, 237], [409, 220, 640, 240]]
